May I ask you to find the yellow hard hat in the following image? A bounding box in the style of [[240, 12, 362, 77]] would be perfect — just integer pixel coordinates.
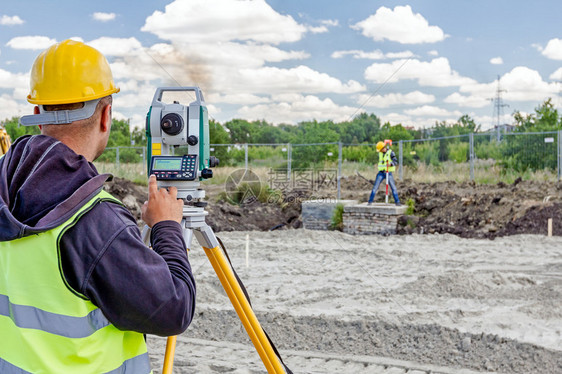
[[27, 39, 120, 105], [376, 141, 385, 152]]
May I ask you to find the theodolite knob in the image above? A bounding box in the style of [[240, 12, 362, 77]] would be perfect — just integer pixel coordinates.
[[187, 135, 198, 146], [209, 156, 219, 167], [201, 168, 213, 179]]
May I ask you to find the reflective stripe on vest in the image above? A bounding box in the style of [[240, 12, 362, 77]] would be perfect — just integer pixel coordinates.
[[0, 190, 151, 374], [0, 353, 150, 374], [378, 151, 395, 172], [0, 294, 110, 338]]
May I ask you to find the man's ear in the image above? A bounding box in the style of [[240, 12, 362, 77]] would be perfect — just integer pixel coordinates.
[[100, 104, 112, 133], [33, 106, 43, 130]]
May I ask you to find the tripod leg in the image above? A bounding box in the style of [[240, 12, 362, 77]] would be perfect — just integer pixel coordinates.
[[162, 222, 193, 374], [162, 336, 177, 374], [203, 245, 285, 373]]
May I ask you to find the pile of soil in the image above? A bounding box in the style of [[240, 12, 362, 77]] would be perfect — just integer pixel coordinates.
[[103, 177, 302, 232], [105, 175, 562, 239], [340, 175, 562, 238]]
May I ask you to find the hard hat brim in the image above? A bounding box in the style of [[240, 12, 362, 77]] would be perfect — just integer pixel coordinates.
[[27, 87, 120, 105]]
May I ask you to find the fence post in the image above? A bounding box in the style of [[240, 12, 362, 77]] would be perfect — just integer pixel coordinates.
[[244, 143, 248, 171], [116, 147, 120, 170], [468, 132, 474, 181], [558, 130, 562, 180], [337, 141, 342, 200], [287, 143, 291, 181], [556, 130, 562, 180], [399, 140, 403, 181], [142, 147, 146, 175]]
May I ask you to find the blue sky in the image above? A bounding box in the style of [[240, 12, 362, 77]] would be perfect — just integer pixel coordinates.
[[1, 0, 561, 131]]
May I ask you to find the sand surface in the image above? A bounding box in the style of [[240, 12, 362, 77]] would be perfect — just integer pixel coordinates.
[[147, 230, 562, 373]]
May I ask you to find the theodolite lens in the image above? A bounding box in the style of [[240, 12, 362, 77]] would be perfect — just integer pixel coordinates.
[[161, 113, 184, 136]]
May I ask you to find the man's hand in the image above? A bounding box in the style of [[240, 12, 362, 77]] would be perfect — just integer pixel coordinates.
[[141, 175, 184, 227]]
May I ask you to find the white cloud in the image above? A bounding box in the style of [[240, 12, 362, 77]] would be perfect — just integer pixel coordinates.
[[208, 93, 270, 105], [550, 67, 562, 80], [134, 0, 364, 126], [237, 94, 357, 124], [382, 112, 414, 126], [0, 94, 28, 121], [88, 37, 142, 56], [365, 57, 476, 87], [352, 5, 446, 44], [0, 68, 29, 92], [236, 65, 365, 94], [332, 49, 414, 60], [92, 12, 116, 22], [6, 36, 56, 50], [405, 105, 462, 117], [460, 66, 558, 102], [381, 112, 449, 129], [441, 67, 559, 115], [444, 92, 490, 108], [428, 50, 439, 56], [356, 91, 435, 108], [474, 113, 513, 130], [308, 25, 328, 34], [321, 19, 339, 27], [490, 57, 503, 65], [0, 15, 24, 25], [113, 112, 145, 131], [142, 0, 307, 45], [542, 38, 562, 60]]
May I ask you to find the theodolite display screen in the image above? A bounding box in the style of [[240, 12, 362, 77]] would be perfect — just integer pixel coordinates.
[[150, 155, 198, 181], [153, 157, 182, 170]]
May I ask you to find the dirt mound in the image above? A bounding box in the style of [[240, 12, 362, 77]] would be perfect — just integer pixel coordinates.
[[104, 177, 301, 232], [105, 175, 562, 238], [394, 178, 562, 238], [205, 200, 301, 232]]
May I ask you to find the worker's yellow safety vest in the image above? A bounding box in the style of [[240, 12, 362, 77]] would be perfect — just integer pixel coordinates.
[[378, 150, 396, 172], [0, 190, 151, 374]]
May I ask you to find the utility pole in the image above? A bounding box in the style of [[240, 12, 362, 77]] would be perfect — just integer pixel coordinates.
[[490, 75, 509, 142]]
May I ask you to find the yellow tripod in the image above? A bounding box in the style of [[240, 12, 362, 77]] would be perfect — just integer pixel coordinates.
[[145, 205, 289, 374]]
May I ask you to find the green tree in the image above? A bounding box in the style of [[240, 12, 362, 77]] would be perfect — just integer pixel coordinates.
[[209, 119, 232, 165], [502, 99, 561, 171], [224, 119, 256, 143], [351, 112, 381, 143], [291, 120, 339, 168], [3, 117, 40, 141]]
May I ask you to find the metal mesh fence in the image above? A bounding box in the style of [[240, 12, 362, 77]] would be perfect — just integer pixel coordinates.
[[94, 131, 562, 186], [94, 146, 147, 180]]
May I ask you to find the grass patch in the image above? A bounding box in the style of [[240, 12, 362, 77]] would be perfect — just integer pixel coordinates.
[[405, 198, 415, 215], [330, 203, 344, 231]]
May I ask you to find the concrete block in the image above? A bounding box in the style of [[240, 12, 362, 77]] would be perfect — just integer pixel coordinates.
[[302, 199, 358, 231]]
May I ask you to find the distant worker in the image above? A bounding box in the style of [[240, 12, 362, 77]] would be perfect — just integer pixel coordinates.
[[368, 140, 401, 206], [0, 40, 195, 373]]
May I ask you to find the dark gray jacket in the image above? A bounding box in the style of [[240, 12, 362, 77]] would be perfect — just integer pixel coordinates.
[[0, 135, 195, 336]]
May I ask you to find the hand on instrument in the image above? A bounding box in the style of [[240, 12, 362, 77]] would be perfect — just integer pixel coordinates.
[[141, 175, 184, 227]]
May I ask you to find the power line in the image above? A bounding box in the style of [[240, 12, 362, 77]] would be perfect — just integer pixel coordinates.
[[347, 57, 413, 122]]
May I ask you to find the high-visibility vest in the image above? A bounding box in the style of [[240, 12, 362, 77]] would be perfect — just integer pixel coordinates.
[[378, 150, 395, 172], [0, 190, 151, 374]]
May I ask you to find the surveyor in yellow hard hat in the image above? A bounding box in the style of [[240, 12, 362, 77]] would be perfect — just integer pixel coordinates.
[[0, 39, 195, 373], [368, 140, 401, 206]]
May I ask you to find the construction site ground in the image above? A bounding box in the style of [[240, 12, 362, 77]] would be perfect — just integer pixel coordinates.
[[106, 174, 562, 238], [105, 176, 562, 373]]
